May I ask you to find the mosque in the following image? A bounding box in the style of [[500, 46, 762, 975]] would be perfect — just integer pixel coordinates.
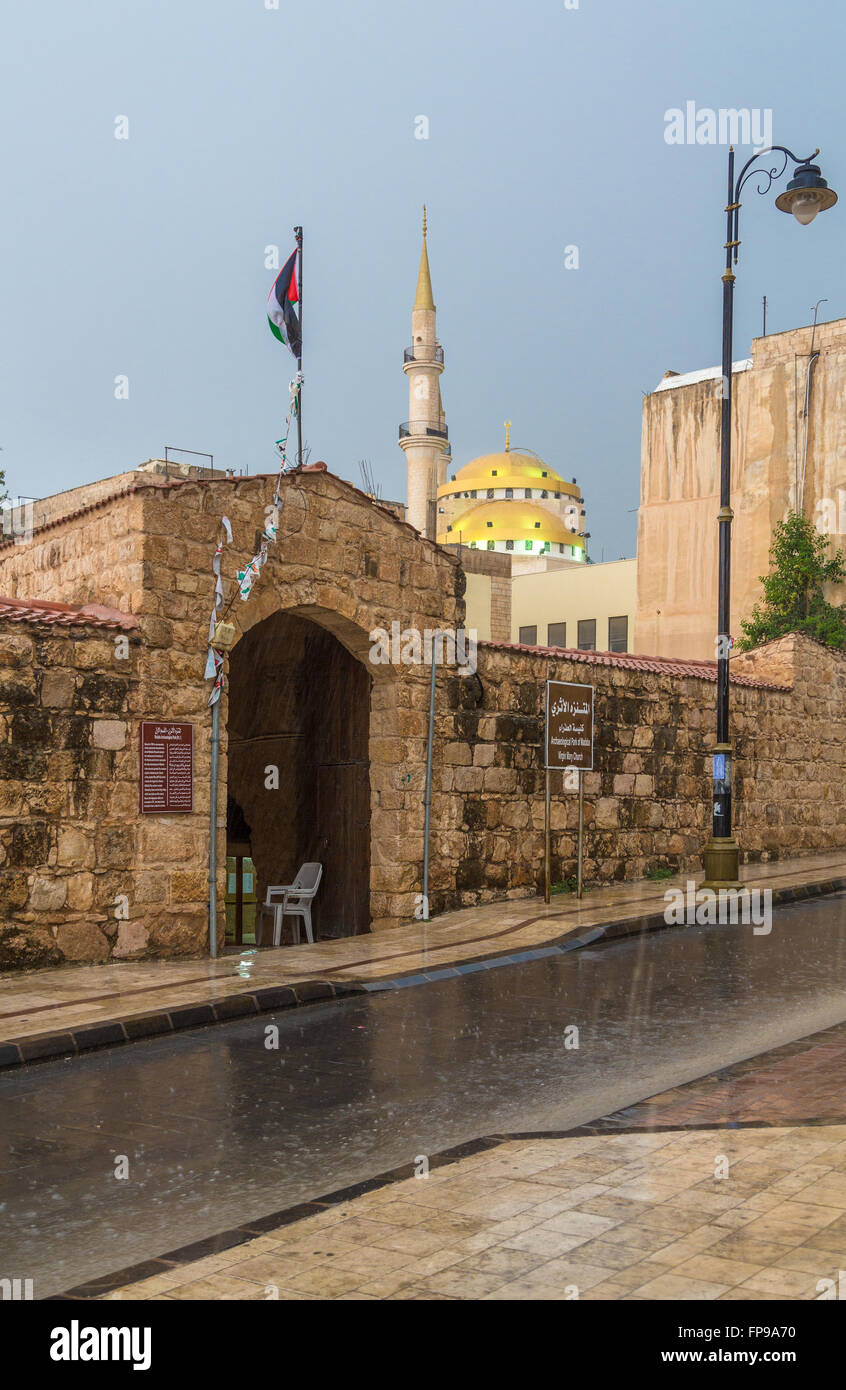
[[397, 212, 635, 652]]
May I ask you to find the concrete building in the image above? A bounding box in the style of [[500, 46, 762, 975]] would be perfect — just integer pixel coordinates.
[[511, 557, 637, 653], [636, 317, 846, 661]]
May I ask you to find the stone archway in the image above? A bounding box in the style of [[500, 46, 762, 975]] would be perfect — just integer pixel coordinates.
[[225, 606, 379, 944]]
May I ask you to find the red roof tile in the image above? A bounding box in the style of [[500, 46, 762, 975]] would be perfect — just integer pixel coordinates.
[[479, 640, 791, 691], [0, 595, 137, 632]]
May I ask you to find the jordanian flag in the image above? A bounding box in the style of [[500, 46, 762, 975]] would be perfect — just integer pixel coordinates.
[[266, 249, 301, 357]]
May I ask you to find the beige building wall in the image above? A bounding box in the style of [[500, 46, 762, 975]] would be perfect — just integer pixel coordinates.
[[637, 318, 846, 661], [449, 546, 511, 642], [464, 572, 492, 641], [510, 557, 637, 651]]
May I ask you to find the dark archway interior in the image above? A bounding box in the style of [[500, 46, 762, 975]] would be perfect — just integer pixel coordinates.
[[226, 610, 371, 941]]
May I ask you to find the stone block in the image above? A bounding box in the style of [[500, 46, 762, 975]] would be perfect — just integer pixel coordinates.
[[113, 921, 150, 957], [170, 870, 207, 904], [55, 921, 110, 963], [65, 873, 95, 912], [41, 669, 76, 708], [29, 875, 68, 912], [92, 719, 127, 750], [57, 829, 95, 869]]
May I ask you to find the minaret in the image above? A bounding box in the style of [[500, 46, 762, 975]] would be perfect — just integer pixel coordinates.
[[399, 207, 449, 538]]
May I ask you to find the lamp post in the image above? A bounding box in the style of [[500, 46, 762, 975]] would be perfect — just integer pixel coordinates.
[[702, 146, 837, 888]]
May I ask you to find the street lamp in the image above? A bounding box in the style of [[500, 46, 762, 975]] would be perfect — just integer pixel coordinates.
[[702, 146, 837, 890]]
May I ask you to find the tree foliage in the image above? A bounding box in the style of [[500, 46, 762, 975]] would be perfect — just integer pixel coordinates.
[[738, 510, 846, 651]]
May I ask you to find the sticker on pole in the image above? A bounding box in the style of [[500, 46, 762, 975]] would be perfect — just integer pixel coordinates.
[[545, 681, 594, 771]]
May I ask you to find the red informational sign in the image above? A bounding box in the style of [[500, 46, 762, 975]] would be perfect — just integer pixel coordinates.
[[545, 680, 594, 771], [139, 722, 194, 814]]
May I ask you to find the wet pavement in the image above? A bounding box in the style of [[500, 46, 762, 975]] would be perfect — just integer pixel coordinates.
[[3, 893, 846, 1298]]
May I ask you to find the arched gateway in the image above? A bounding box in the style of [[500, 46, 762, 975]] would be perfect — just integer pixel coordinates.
[[207, 469, 463, 947], [226, 606, 376, 943], [0, 461, 465, 961]]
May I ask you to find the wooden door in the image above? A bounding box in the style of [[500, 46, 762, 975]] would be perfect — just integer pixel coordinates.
[[314, 763, 371, 938]]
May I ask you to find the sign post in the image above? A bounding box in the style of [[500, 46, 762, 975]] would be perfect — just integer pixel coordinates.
[[544, 764, 551, 903], [544, 681, 594, 902], [578, 771, 585, 899]]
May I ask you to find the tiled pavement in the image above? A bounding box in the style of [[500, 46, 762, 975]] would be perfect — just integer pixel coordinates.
[[2, 849, 845, 1068], [93, 1125, 846, 1302], [585, 1026, 846, 1132], [81, 1025, 846, 1302]]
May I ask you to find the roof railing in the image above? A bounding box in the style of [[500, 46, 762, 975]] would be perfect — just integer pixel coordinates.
[[399, 421, 449, 441], [403, 344, 444, 364]]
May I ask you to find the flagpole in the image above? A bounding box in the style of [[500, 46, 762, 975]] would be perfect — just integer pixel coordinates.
[[294, 224, 303, 468]]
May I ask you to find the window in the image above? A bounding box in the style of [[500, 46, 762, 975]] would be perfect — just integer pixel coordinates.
[[577, 619, 596, 651], [486, 520, 493, 527], [541, 471, 548, 478], [542, 541, 550, 553], [505, 487, 513, 498], [491, 470, 498, 477], [548, 621, 566, 647], [554, 491, 561, 499], [524, 540, 533, 551], [608, 615, 628, 653], [519, 625, 538, 645], [505, 539, 514, 551], [534, 521, 541, 529], [524, 488, 532, 498], [470, 490, 477, 498], [487, 488, 495, 498], [487, 540, 495, 551]]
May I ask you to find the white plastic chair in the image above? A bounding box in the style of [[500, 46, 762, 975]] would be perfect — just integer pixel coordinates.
[[264, 863, 323, 946]]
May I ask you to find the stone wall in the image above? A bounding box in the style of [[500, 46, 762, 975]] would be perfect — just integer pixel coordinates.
[[0, 468, 464, 965], [2, 463, 846, 970], [426, 633, 846, 913], [0, 619, 147, 968], [0, 489, 148, 613]]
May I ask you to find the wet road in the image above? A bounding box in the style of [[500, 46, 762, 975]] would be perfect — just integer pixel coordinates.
[[3, 893, 846, 1298]]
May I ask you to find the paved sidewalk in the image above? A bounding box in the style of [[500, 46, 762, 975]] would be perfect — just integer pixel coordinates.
[[83, 1022, 846, 1302], [2, 849, 845, 1069]]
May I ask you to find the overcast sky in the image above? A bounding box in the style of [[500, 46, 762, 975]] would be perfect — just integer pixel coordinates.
[[2, 0, 844, 559]]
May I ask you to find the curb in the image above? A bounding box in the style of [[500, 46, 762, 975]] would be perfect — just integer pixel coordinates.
[[3, 874, 844, 1074], [0, 978, 367, 1073]]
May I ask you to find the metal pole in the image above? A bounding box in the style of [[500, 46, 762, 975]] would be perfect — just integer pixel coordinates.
[[717, 147, 735, 767], [703, 146, 740, 887], [577, 770, 584, 899], [295, 225, 303, 468], [544, 767, 551, 904], [422, 635, 439, 921], [208, 696, 221, 958]]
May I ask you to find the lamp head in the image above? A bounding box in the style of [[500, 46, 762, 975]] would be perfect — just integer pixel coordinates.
[[775, 161, 838, 224]]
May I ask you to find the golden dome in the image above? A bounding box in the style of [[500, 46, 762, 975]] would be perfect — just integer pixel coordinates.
[[437, 450, 579, 499], [437, 500, 585, 548]]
